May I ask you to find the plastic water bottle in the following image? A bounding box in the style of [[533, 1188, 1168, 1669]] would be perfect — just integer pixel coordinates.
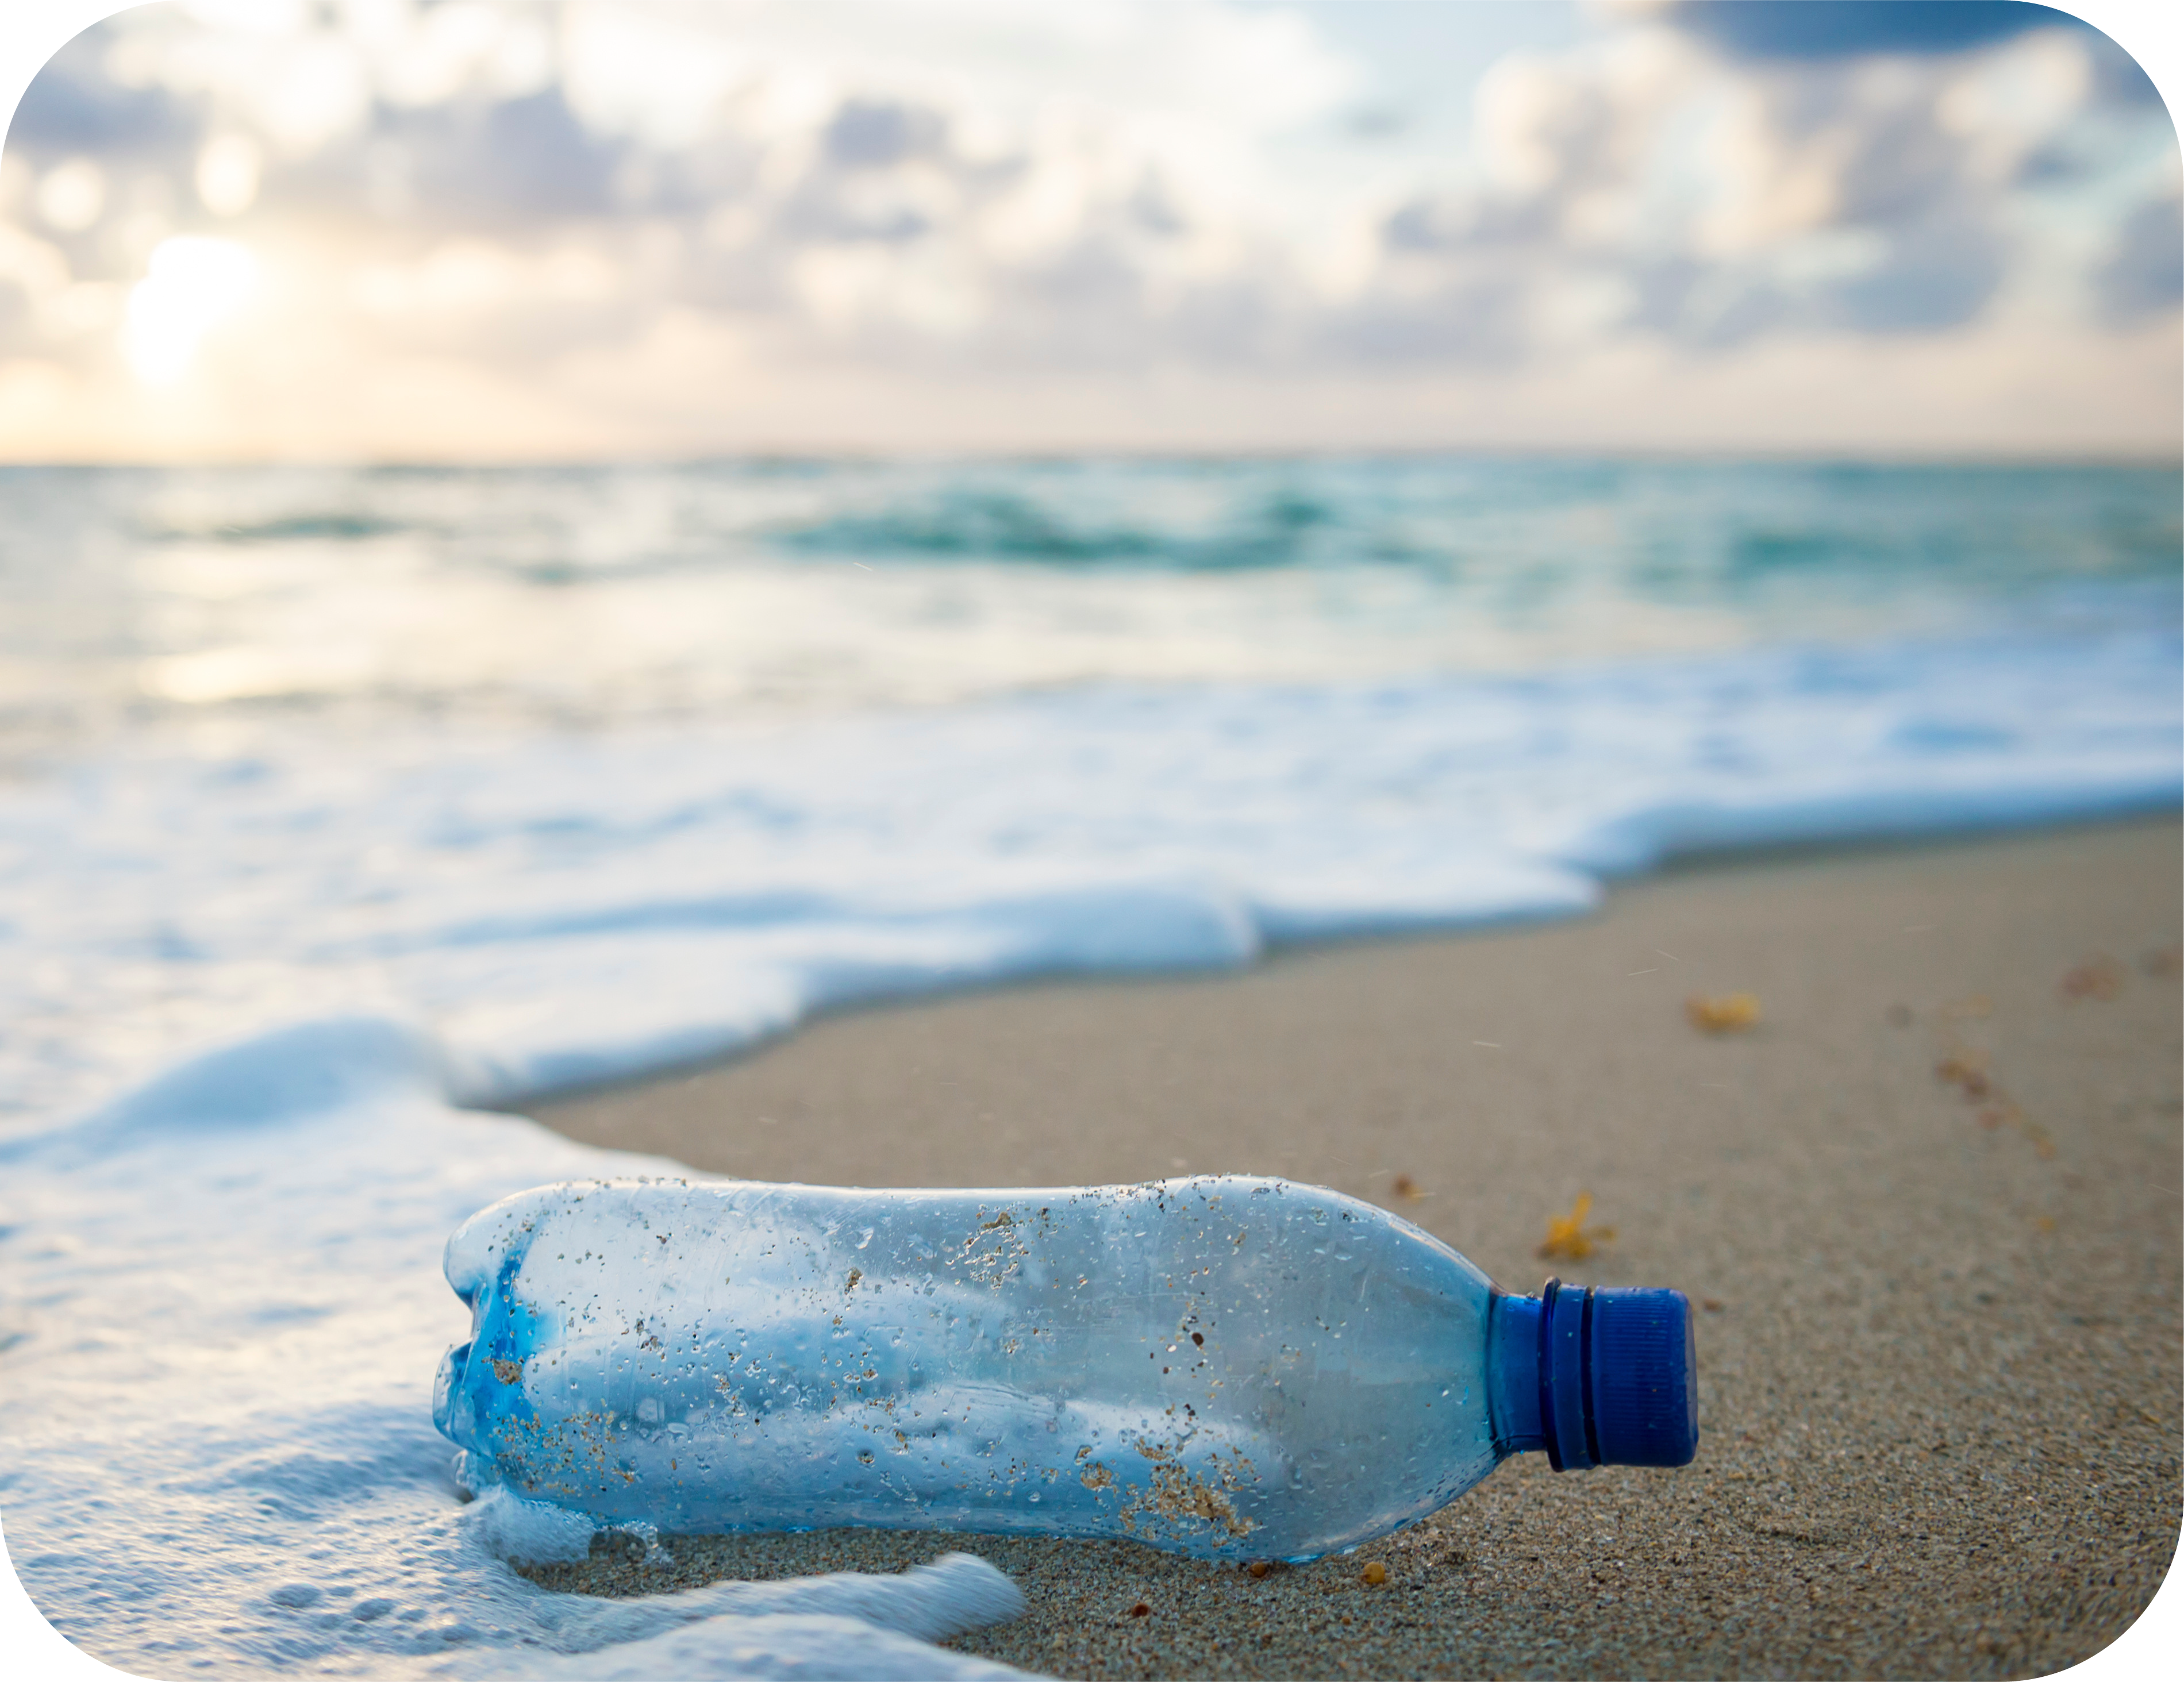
[[433, 1176, 1697, 1561]]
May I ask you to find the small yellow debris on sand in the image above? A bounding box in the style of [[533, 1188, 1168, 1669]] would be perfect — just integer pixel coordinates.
[[1361, 1561, 1389, 1585], [1538, 1192, 1615, 1262], [1686, 992, 1761, 1033]]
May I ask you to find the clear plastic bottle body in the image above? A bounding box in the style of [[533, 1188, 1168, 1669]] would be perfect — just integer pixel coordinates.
[[435, 1176, 1502, 1560]]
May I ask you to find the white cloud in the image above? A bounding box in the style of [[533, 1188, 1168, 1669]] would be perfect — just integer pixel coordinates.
[[34, 156, 105, 230], [0, 224, 71, 305], [1378, 19, 2178, 349]]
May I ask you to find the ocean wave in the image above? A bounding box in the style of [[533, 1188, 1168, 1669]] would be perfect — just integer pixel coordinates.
[[774, 483, 1341, 569], [5, 460, 2175, 746], [2, 624, 2173, 1126]]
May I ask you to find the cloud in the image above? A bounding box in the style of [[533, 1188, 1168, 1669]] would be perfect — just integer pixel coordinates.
[[1367, 17, 2170, 350], [7, 39, 194, 162], [1652, 1, 2082, 63], [2097, 187, 2184, 323], [0, 0, 2174, 455], [823, 98, 947, 172], [360, 87, 626, 225]]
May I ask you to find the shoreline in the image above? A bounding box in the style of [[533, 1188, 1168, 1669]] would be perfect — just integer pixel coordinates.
[[501, 810, 2182, 1121], [526, 817, 2182, 1678]]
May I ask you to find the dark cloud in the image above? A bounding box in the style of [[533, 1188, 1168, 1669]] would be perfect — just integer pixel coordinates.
[[2014, 139, 2091, 186], [1676, 1, 2166, 117], [1766, 63, 1980, 230], [2096, 191, 2183, 324], [2087, 35, 2164, 108], [366, 90, 625, 224], [775, 180, 932, 244], [823, 99, 946, 170], [1319, 278, 1531, 368], [478, 90, 623, 216], [1825, 217, 2005, 333], [1664, 2, 2081, 62], [6, 32, 194, 162]]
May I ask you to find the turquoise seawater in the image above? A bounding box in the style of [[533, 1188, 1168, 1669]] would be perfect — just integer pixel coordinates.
[[2, 457, 2175, 746]]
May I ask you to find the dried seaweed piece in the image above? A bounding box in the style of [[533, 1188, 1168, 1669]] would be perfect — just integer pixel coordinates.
[[2061, 954, 2125, 1001], [1935, 1037, 2052, 1152], [1935, 1052, 1991, 1100], [1967, 1091, 2055, 1158], [1538, 1191, 1615, 1261], [1686, 992, 1761, 1033]]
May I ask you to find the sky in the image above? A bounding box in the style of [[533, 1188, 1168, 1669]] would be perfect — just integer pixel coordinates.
[[0, 1, 2176, 460]]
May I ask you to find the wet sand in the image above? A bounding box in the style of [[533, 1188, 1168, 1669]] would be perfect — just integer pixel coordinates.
[[524, 818, 2183, 1678]]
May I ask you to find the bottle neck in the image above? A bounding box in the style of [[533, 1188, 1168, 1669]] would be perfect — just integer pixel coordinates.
[[1486, 1279, 1599, 1471]]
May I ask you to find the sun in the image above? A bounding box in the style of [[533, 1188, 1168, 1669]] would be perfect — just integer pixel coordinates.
[[122, 236, 262, 386]]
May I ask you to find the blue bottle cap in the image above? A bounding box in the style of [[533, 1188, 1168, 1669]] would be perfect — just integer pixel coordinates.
[[1589, 1285, 1699, 1467], [1538, 1279, 1698, 1470]]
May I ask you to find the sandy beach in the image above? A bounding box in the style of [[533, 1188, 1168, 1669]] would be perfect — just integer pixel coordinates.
[[524, 818, 2183, 1679]]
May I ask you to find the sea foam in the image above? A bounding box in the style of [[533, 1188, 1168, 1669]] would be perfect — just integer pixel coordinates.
[[0, 1019, 1031, 1678], [1, 626, 2174, 1125]]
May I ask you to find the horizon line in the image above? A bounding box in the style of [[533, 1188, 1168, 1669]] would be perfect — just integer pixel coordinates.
[[3, 444, 2178, 472]]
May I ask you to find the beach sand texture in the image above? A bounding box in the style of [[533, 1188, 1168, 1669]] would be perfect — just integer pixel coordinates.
[[526, 819, 2183, 1679]]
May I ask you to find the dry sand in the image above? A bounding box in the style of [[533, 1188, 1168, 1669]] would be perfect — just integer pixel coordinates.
[[524, 819, 2183, 1678]]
